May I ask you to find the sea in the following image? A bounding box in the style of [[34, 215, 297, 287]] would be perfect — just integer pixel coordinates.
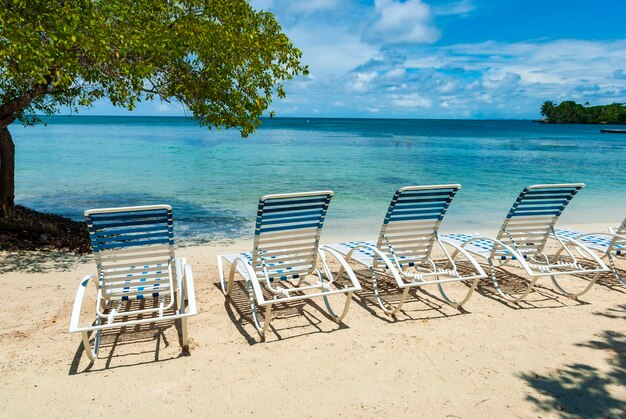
[[10, 116, 626, 243]]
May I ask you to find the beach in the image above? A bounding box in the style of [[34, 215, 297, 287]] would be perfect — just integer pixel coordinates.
[[1, 234, 624, 418], [2, 117, 624, 417]]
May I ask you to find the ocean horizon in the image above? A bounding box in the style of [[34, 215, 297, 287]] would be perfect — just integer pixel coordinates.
[[10, 115, 625, 243]]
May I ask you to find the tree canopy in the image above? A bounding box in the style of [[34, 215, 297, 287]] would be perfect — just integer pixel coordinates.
[[0, 0, 307, 135], [540, 100, 626, 124], [0, 0, 307, 217]]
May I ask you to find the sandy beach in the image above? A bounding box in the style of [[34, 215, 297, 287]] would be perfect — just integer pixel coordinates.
[[0, 232, 624, 418]]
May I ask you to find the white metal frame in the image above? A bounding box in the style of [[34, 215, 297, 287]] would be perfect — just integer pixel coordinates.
[[217, 191, 362, 340], [554, 219, 626, 286], [442, 184, 610, 302], [68, 205, 197, 361], [328, 185, 487, 315]]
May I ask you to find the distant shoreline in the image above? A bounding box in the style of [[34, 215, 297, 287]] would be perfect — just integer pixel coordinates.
[[30, 115, 626, 125], [32, 114, 539, 122]]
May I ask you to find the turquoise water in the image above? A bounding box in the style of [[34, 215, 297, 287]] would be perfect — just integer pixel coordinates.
[[10, 116, 626, 242]]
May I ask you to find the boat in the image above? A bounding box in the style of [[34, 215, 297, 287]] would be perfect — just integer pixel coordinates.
[[600, 129, 626, 134]]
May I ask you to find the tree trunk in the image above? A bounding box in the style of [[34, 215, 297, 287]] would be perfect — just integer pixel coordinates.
[[0, 126, 15, 218]]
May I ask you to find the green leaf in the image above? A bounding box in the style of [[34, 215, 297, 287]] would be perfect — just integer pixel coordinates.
[[0, 0, 307, 137]]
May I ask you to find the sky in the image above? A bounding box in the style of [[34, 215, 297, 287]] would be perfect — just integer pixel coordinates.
[[85, 0, 626, 119]]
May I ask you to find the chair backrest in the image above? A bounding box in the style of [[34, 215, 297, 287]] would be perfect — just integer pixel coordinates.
[[251, 191, 333, 281], [496, 184, 583, 257], [85, 205, 175, 301], [376, 185, 461, 266]]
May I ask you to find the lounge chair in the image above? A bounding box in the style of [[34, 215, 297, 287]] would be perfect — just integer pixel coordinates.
[[554, 218, 625, 286], [217, 191, 361, 339], [441, 184, 609, 301], [69, 205, 197, 361], [326, 185, 487, 315]]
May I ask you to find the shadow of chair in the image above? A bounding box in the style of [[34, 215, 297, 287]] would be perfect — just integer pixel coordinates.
[[218, 273, 352, 345], [69, 299, 189, 374]]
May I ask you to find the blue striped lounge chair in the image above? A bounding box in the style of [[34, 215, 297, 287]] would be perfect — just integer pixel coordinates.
[[554, 218, 625, 286], [441, 184, 609, 302], [326, 185, 487, 316], [69, 205, 197, 361], [217, 191, 361, 340]]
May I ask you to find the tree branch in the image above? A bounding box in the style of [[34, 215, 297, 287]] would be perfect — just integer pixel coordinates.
[[0, 79, 52, 127]]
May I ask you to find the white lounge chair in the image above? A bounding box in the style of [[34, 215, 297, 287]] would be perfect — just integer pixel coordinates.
[[554, 218, 625, 286], [441, 184, 609, 301], [217, 191, 361, 340], [326, 185, 487, 315], [69, 205, 197, 361]]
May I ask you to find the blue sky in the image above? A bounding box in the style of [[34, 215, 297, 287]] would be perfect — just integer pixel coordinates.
[[86, 0, 626, 119]]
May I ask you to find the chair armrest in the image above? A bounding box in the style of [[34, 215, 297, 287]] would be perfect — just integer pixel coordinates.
[[177, 258, 198, 316], [547, 234, 609, 269], [318, 246, 363, 291], [69, 274, 96, 333], [339, 242, 405, 287], [444, 235, 535, 276]]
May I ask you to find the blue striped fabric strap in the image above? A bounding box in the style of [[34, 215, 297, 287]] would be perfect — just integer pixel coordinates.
[[384, 186, 460, 225], [506, 185, 583, 219], [255, 193, 332, 235], [86, 206, 174, 253]]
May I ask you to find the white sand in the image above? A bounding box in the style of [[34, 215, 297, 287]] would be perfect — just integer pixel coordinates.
[[0, 235, 624, 418]]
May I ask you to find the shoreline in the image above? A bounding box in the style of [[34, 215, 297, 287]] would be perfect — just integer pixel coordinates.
[[141, 218, 626, 250], [1, 219, 620, 266]]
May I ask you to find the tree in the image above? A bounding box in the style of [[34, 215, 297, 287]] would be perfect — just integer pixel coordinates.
[[539, 100, 626, 124], [540, 101, 556, 120], [0, 0, 307, 217], [553, 101, 585, 123]]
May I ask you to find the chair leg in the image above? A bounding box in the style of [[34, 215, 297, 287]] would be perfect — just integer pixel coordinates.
[[248, 281, 272, 341], [432, 254, 480, 309], [180, 317, 189, 349], [370, 266, 410, 316], [217, 256, 230, 295], [607, 253, 626, 286], [550, 272, 600, 298], [489, 258, 539, 302], [323, 291, 354, 323], [437, 276, 480, 310], [81, 331, 98, 361]]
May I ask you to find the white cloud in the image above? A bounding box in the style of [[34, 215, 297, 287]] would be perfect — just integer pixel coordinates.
[[364, 0, 440, 44], [350, 71, 378, 92], [390, 93, 432, 108], [481, 68, 521, 91], [154, 102, 183, 113], [273, 37, 626, 118], [433, 0, 474, 16], [284, 23, 379, 78], [437, 80, 457, 93]]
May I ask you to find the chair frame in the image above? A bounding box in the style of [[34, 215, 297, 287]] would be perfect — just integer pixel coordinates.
[[328, 185, 487, 315], [443, 184, 609, 302], [217, 191, 361, 340], [69, 205, 197, 361], [555, 219, 626, 286]]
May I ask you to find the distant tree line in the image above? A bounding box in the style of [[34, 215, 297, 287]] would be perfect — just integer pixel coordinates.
[[540, 101, 626, 124]]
